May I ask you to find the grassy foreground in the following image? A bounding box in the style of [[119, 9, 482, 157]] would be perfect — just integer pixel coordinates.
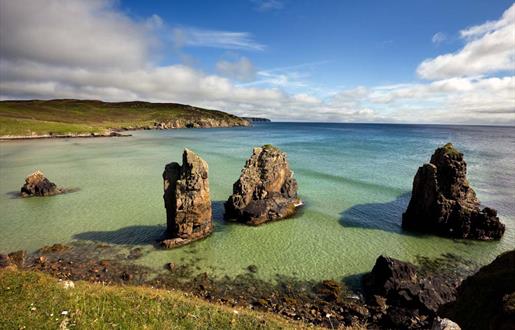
[[0, 269, 321, 330], [0, 99, 247, 136]]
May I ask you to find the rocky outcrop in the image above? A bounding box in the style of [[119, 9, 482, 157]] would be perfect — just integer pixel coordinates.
[[20, 171, 64, 197], [224, 144, 301, 225], [363, 255, 456, 329], [161, 149, 213, 248], [402, 143, 505, 240], [152, 117, 250, 130], [440, 250, 515, 330]]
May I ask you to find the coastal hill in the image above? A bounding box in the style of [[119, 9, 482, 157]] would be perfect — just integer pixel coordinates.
[[0, 99, 249, 137]]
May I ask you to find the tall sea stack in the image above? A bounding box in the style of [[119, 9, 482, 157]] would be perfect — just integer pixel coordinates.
[[161, 149, 213, 248], [225, 144, 301, 225], [402, 143, 505, 240]]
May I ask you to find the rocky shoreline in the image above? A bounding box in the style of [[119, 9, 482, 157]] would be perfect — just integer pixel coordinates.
[[2, 242, 511, 329]]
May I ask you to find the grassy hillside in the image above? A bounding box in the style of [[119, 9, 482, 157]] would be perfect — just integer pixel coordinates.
[[0, 99, 248, 136], [0, 269, 322, 330]]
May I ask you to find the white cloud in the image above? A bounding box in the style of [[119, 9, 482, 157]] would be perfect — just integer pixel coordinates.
[[417, 4, 515, 80], [431, 32, 447, 45], [171, 27, 265, 51], [216, 57, 256, 81], [0, 0, 513, 125], [252, 0, 284, 12]]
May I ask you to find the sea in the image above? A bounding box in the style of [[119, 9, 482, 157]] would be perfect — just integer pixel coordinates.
[[1, 122, 514, 281]]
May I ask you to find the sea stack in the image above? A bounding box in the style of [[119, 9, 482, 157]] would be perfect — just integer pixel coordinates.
[[20, 170, 64, 197], [402, 143, 505, 240], [161, 149, 213, 248], [225, 144, 301, 225]]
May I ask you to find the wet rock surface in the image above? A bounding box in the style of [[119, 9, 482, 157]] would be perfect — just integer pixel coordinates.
[[440, 249, 515, 330], [161, 149, 213, 248], [225, 144, 301, 225], [402, 143, 505, 240], [362, 255, 458, 329], [20, 170, 65, 197]]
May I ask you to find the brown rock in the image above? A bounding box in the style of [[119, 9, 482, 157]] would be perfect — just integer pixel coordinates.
[[402, 143, 505, 240], [161, 149, 213, 248], [20, 170, 64, 197], [224, 144, 301, 225], [7, 250, 27, 266]]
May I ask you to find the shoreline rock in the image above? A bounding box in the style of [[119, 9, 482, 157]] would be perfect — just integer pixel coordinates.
[[20, 171, 65, 197], [439, 249, 515, 330], [161, 149, 213, 248], [402, 143, 505, 240], [362, 255, 457, 329], [224, 144, 302, 225]]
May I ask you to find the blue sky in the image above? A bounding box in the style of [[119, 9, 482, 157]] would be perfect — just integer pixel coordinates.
[[0, 0, 514, 124], [122, 0, 513, 90]]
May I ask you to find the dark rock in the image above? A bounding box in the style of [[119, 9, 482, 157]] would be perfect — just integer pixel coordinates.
[[440, 250, 515, 330], [20, 171, 64, 197], [166, 262, 176, 271], [127, 248, 143, 260], [247, 264, 258, 273], [7, 250, 27, 266], [161, 149, 213, 248], [0, 254, 12, 268], [316, 280, 342, 302], [224, 144, 302, 225], [402, 143, 505, 240], [38, 243, 70, 253], [363, 255, 456, 329]]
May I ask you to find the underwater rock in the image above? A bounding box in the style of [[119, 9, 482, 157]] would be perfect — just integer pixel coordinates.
[[20, 170, 64, 197], [224, 144, 301, 225], [161, 149, 213, 248], [402, 143, 505, 240]]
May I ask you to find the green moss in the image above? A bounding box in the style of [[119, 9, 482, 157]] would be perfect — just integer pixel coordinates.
[[0, 269, 317, 330], [442, 142, 461, 157]]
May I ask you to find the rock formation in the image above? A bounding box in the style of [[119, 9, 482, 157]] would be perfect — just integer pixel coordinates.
[[402, 143, 505, 240], [161, 149, 213, 248], [224, 144, 301, 225], [363, 255, 456, 329], [440, 249, 515, 330], [20, 170, 64, 197]]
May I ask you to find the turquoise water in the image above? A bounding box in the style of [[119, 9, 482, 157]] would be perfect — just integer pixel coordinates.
[[0, 123, 514, 281]]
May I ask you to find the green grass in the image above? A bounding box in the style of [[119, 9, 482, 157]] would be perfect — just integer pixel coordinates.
[[442, 142, 461, 157], [0, 269, 319, 330], [0, 99, 247, 136]]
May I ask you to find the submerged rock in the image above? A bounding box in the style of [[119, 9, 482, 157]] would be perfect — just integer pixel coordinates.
[[402, 143, 505, 240], [224, 144, 301, 225], [161, 149, 213, 248], [439, 250, 515, 330], [20, 170, 64, 197], [362, 255, 456, 329]]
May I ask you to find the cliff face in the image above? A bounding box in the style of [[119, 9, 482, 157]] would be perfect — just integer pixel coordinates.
[[161, 149, 213, 248], [151, 117, 249, 130], [402, 143, 505, 240], [225, 144, 301, 225]]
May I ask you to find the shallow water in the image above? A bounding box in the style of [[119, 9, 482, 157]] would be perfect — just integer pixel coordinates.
[[1, 123, 514, 281]]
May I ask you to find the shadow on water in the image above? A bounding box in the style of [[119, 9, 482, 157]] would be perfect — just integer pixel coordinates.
[[339, 192, 427, 237], [73, 201, 229, 245]]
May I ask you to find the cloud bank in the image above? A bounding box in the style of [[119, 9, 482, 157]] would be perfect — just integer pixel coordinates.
[[0, 0, 513, 124]]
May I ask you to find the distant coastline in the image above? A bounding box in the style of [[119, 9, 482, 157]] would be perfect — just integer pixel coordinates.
[[242, 117, 271, 123], [0, 99, 250, 140]]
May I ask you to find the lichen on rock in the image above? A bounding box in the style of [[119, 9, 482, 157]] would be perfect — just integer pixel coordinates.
[[161, 149, 213, 248], [402, 143, 505, 240], [224, 144, 301, 225]]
